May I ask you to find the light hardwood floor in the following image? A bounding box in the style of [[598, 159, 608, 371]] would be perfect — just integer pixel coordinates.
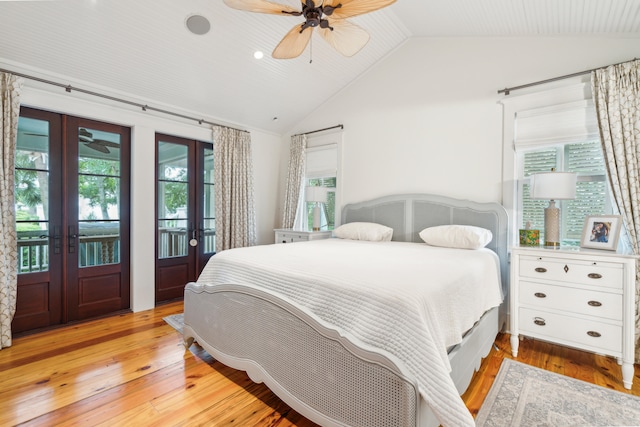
[[1, 300, 638, 426]]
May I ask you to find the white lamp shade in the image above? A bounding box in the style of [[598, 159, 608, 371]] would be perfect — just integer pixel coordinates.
[[305, 186, 327, 203], [530, 172, 577, 200]]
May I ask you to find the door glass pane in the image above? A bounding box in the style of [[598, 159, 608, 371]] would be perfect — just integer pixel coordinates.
[[203, 184, 215, 220], [203, 147, 215, 253], [202, 218, 216, 254], [78, 127, 121, 267], [78, 176, 121, 220], [78, 221, 120, 267], [15, 117, 50, 274], [158, 142, 189, 258]]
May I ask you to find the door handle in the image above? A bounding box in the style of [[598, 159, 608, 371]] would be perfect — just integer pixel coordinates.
[[188, 222, 198, 247], [68, 226, 87, 253], [40, 226, 62, 254]]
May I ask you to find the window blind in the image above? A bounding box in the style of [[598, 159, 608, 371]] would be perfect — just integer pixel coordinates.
[[306, 144, 337, 178], [515, 100, 599, 150]]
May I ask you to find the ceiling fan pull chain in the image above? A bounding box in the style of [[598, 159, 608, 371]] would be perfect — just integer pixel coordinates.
[[309, 36, 313, 64]]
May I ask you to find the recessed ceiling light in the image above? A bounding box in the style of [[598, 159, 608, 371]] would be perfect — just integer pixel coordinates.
[[185, 14, 210, 35], [254, 51, 264, 60]]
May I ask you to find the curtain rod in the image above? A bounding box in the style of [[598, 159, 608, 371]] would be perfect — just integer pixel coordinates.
[[0, 67, 248, 133], [293, 124, 343, 137], [497, 57, 639, 95]]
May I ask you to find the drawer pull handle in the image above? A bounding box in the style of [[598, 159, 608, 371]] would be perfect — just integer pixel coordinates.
[[587, 331, 601, 338], [587, 300, 602, 307], [534, 292, 547, 298], [533, 317, 546, 326], [534, 267, 547, 273], [588, 273, 603, 279]]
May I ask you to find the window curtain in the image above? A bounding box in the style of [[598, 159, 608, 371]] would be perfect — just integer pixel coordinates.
[[591, 59, 640, 362], [0, 73, 23, 349], [281, 134, 306, 229], [213, 125, 256, 252]]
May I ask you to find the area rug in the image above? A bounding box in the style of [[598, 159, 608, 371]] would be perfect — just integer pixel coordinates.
[[163, 313, 184, 335], [476, 358, 640, 426]]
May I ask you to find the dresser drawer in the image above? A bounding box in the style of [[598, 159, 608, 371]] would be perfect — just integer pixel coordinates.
[[519, 281, 622, 321], [276, 232, 308, 243], [519, 307, 622, 355], [274, 230, 332, 244], [519, 256, 623, 289]]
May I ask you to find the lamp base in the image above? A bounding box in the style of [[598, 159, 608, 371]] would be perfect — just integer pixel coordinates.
[[544, 241, 560, 248], [544, 200, 561, 248], [312, 204, 321, 232]]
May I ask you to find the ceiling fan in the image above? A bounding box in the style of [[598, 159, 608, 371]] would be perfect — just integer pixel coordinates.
[[223, 0, 396, 59], [79, 128, 120, 154]]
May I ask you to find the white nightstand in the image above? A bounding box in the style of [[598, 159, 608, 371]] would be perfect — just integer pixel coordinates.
[[274, 228, 333, 244], [510, 246, 637, 389]]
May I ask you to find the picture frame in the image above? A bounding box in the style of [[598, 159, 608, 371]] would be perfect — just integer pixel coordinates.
[[580, 215, 622, 250]]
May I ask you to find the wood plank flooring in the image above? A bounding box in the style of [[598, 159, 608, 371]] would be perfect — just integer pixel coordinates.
[[1, 300, 638, 426]]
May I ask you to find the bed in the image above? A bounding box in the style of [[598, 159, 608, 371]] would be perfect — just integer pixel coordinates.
[[183, 193, 509, 427]]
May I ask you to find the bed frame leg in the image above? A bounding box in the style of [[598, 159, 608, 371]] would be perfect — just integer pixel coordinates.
[[184, 337, 194, 349]]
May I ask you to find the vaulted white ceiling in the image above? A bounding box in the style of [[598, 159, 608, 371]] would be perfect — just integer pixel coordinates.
[[0, 0, 639, 134]]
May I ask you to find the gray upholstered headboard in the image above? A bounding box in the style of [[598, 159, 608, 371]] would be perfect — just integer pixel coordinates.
[[342, 193, 509, 328]]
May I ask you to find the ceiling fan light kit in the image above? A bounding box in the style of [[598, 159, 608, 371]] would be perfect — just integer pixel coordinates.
[[223, 0, 396, 59]]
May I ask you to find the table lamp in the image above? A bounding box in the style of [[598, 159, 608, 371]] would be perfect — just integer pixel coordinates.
[[305, 186, 327, 231], [530, 169, 577, 248]]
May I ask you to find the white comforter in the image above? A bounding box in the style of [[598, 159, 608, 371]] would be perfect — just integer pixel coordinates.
[[196, 238, 503, 427]]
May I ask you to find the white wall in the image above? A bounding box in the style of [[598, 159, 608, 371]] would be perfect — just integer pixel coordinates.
[[19, 83, 284, 312], [286, 37, 640, 210]]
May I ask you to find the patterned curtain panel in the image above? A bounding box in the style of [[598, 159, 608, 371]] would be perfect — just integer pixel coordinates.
[[281, 134, 306, 229], [591, 59, 640, 362], [213, 126, 256, 252], [0, 73, 23, 349]]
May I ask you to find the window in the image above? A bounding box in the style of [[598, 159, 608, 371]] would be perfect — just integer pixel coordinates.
[[306, 176, 336, 230], [295, 132, 342, 231], [511, 90, 612, 247], [518, 141, 610, 246]]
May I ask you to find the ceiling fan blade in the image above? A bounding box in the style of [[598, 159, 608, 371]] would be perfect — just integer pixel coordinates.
[[322, 0, 396, 19], [223, 0, 300, 15], [84, 142, 110, 154], [272, 24, 313, 59], [93, 139, 121, 148], [79, 127, 93, 142], [319, 19, 370, 57]]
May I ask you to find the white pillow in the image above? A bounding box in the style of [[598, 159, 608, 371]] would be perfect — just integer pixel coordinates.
[[419, 225, 492, 249], [333, 222, 393, 242]]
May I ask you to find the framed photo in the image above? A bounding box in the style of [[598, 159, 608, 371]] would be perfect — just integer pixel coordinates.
[[580, 215, 622, 250]]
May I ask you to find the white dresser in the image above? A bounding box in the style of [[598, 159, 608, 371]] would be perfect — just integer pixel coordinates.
[[274, 228, 333, 244], [510, 246, 637, 389]]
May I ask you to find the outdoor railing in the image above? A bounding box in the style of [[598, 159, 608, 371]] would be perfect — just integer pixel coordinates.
[[18, 227, 215, 273], [158, 227, 215, 258], [17, 230, 121, 272]]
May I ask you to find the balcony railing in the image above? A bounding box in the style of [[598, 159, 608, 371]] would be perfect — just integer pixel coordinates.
[[17, 229, 121, 272], [158, 227, 215, 258], [18, 227, 215, 273]]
